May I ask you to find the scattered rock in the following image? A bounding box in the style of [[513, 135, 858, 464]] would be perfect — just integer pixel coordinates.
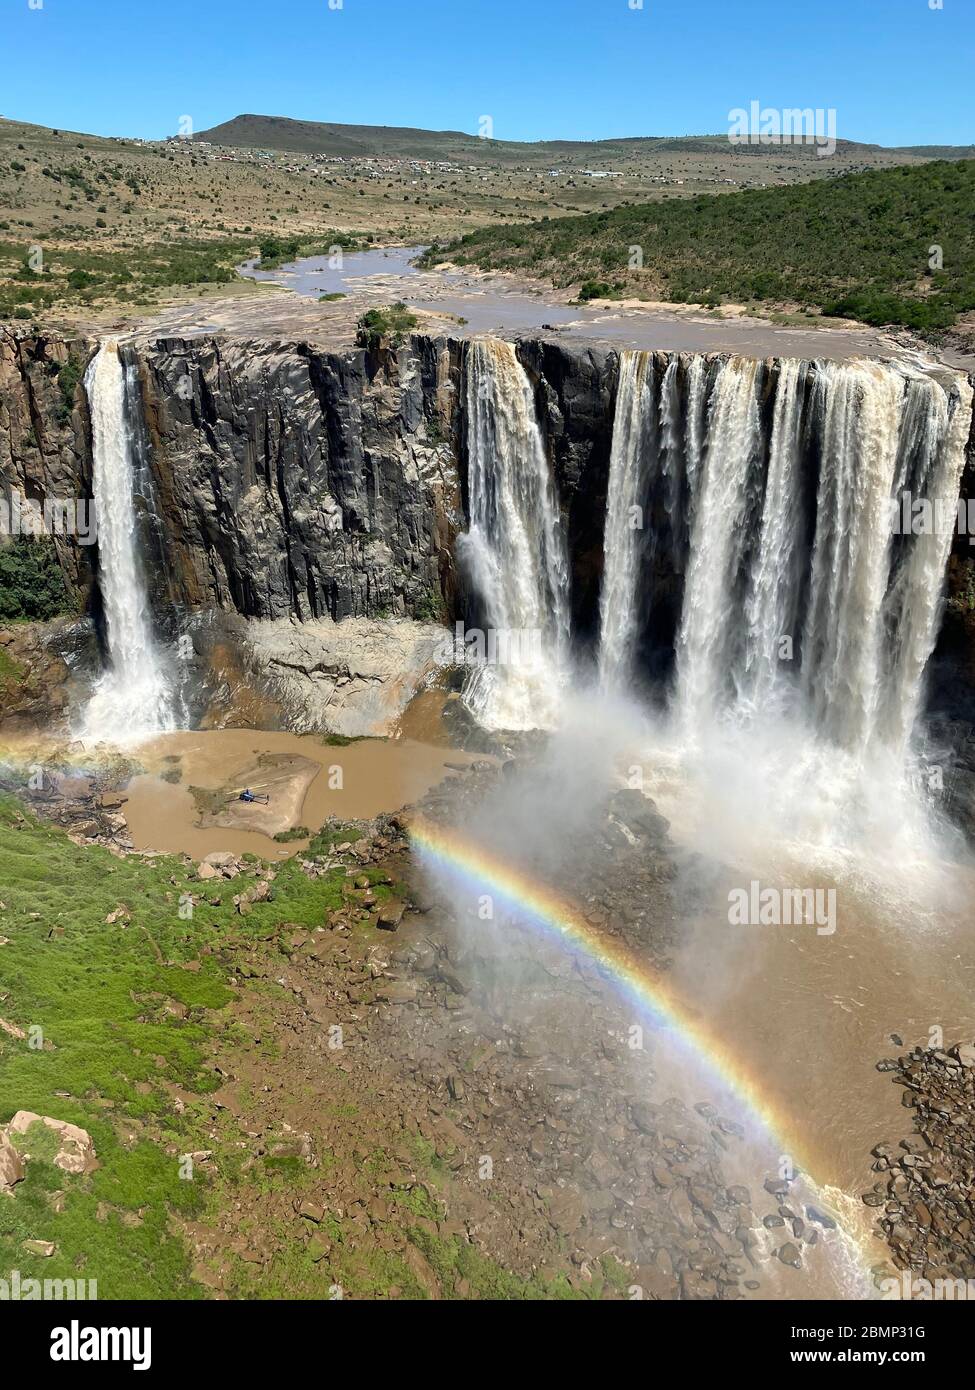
[[0, 1133, 25, 1192], [4, 1111, 98, 1176], [22, 1239, 56, 1258], [866, 1039, 975, 1277], [377, 899, 406, 931]]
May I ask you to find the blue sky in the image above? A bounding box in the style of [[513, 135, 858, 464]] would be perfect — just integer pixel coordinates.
[[1, 0, 971, 147]]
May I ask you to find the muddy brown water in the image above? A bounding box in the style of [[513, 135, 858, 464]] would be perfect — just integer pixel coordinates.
[[669, 863, 975, 1191], [122, 725, 480, 859], [637, 748, 975, 1287]]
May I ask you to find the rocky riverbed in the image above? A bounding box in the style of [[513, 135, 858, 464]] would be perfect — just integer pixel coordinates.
[[173, 754, 868, 1298], [866, 1042, 975, 1285]]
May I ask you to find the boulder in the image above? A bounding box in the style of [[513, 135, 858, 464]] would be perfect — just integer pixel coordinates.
[[6, 1111, 98, 1176], [375, 980, 418, 1005], [0, 1133, 25, 1192], [23, 1240, 56, 1258], [377, 899, 406, 931]]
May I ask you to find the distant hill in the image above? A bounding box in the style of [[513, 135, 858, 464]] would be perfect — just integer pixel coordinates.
[[892, 144, 975, 159], [421, 159, 975, 331], [193, 114, 535, 163], [194, 113, 975, 168]]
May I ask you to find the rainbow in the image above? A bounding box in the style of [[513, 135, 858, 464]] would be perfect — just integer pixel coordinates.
[[411, 814, 878, 1288]]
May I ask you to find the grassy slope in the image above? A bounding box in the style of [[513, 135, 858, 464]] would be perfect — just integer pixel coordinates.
[[0, 800, 605, 1300], [426, 159, 975, 330], [0, 795, 346, 1297]]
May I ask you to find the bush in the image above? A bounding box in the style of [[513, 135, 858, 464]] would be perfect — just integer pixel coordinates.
[[357, 302, 418, 349], [0, 537, 70, 621], [258, 234, 301, 266], [52, 355, 83, 423], [576, 280, 613, 303]]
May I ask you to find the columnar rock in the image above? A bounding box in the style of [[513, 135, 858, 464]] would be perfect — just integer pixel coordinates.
[[131, 334, 465, 625]]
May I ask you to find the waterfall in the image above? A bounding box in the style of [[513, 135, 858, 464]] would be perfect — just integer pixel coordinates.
[[598, 351, 654, 691], [881, 373, 974, 751], [458, 338, 569, 730], [597, 351, 973, 765], [801, 362, 904, 748], [741, 357, 806, 714], [81, 342, 173, 744], [676, 356, 764, 724]]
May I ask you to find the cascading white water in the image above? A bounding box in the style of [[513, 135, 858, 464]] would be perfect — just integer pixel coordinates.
[[81, 342, 173, 744], [676, 356, 764, 725], [881, 372, 974, 751], [596, 351, 971, 760], [741, 357, 805, 713], [598, 351, 654, 691], [459, 338, 569, 730], [684, 354, 708, 505], [599, 351, 701, 694], [801, 362, 904, 749], [594, 349, 974, 866]]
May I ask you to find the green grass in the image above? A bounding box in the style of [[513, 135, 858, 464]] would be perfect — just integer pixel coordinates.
[[0, 235, 250, 316], [422, 159, 975, 330], [0, 794, 612, 1301], [0, 794, 349, 1297], [405, 1227, 613, 1299]]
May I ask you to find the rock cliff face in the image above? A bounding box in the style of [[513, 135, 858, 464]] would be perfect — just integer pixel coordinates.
[[0, 325, 621, 727], [2, 323, 974, 731], [129, 334, 464, 629], [124, 331, 618, 635], [0, 327, 95, 598]]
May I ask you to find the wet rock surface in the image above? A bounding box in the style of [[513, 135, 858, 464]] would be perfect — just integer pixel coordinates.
[[0, 621, 96, 735], [0, 757, 139, 852], [0, 328, 95, 600], [866, 1042, 975, 1280], [129, 333, 463, 628], [230, 614, 454, 736]]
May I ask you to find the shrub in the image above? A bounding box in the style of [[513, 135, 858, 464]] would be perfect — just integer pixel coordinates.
[[50, 355, 83, 423], [357, 302, 418, 349], [576, 280, 613, 302], [0, 537, 70, 621]]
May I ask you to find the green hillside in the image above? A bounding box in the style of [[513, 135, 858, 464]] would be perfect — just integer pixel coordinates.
[[421, 159, 975, 330]]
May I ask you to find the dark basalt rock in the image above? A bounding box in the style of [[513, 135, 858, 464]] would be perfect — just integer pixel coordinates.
[[866, 1041, 975, 1281]]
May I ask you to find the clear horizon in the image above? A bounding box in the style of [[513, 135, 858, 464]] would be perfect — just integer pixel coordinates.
[[1, 0, 971, 149]]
